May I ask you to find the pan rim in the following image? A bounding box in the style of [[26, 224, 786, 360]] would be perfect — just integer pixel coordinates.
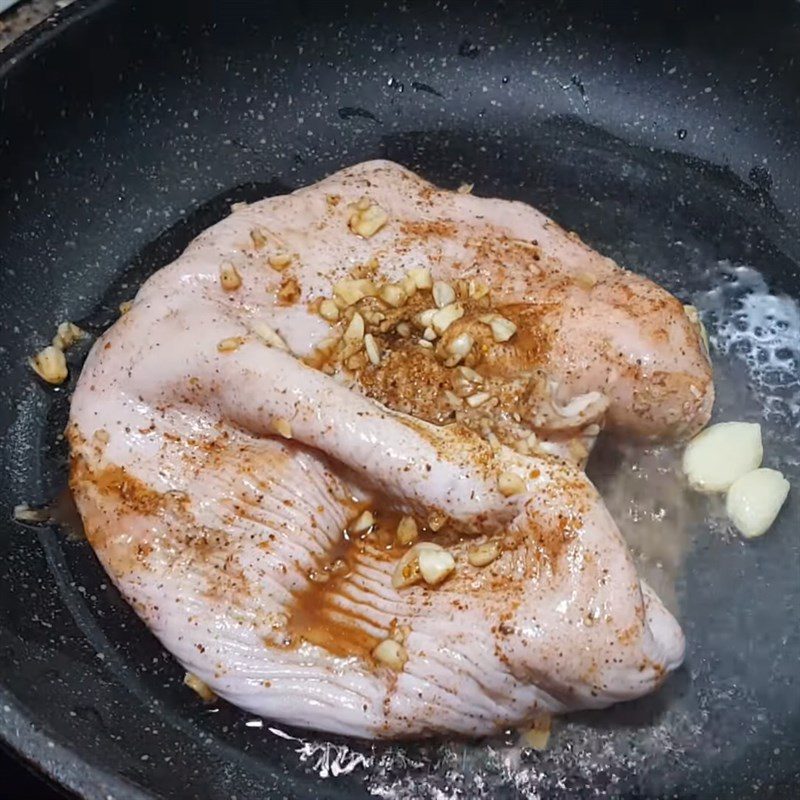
[[0, 685, 149, 800], [0, 0, 113, 82]]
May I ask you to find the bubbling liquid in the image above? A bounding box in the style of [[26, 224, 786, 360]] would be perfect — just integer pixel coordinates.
[[694, 262, 800, 430]]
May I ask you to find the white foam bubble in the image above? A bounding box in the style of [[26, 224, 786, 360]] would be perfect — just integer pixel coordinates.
[[693, 262, 800, 426]]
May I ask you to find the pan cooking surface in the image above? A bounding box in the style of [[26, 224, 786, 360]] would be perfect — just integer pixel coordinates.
[[1, 1, 798, 797]]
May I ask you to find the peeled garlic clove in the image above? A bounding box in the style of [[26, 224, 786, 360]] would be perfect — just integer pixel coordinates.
[[726, 468, 790, 539], [682, 422, 763, 493]]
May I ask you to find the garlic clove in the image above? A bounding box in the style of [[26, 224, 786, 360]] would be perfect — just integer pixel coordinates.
[[726, 468, 790, 538], [682, 422, 763, 493]]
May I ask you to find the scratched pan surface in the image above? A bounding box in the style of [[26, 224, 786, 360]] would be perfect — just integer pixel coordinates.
[[1, 0, 799, 797]]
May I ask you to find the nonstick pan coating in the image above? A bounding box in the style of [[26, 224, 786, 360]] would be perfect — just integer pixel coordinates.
[[1, 1, 799, 797]]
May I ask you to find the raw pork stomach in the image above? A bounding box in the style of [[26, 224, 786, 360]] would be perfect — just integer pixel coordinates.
[[69, 161, 710, 737]]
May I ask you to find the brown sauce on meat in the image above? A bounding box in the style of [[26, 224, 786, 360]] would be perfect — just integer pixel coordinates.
[[283, 507, 406, 660]]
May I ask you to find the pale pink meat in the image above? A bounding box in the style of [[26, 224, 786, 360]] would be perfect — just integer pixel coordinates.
[[68, 161, 706, 738]]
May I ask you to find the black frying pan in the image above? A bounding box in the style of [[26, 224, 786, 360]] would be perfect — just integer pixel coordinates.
[[1, 1, 799, 797]]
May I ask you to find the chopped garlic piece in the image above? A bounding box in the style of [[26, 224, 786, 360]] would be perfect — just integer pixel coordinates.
[[466, 391, 491, 408], [251, 321, 289, 351], [427, 511, 448, 531], [333, 278, 377, 307], [316, 335, 340, 355], [423, 326, 438, 341], [392, 542, 442, 588], [273, 418, 293, 439], [683, 422, 763, 492], [407, 268, 433, 290], [184, 672, 216, 703], [277, 276, 300, 305], [468, 541, 500, 567], [52, 321, 86, 350], [415, 308, 435, 329], [378, 283, 407, 308], [250, 227, 268, 249], [351, 509, 375, 533], [396, 515, 419, 546], [457, 182, 474, 194], [348, 199, 389, 238], [364, 333, 381, 365], [431, 302, 464, 335], [13, 504, 50, 523], [119, 300, 133, 315], [432, 280, 456, 309], [319, 299, 340, 322], [488, 315, 517, 343], [498, 471, 526, 497], [219, 262, 242, 291], [574, 272, 598, 291], [444, 390, 463, 408], [268, 252, 293, 271], [400, 274, 419, 298], [217, 336, 245, 352], [468, 280, 489, 300], [372, 638, 408, 671], [344, 312, 365, 341], [480, 314, 517, 343], [30, 345, 68, 384], [457, 366, 483, 385], [446, 332, 474, 363], [521, 715, 551, 751], [418, 547, 456, 585], [726, 468, 790, 538]]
